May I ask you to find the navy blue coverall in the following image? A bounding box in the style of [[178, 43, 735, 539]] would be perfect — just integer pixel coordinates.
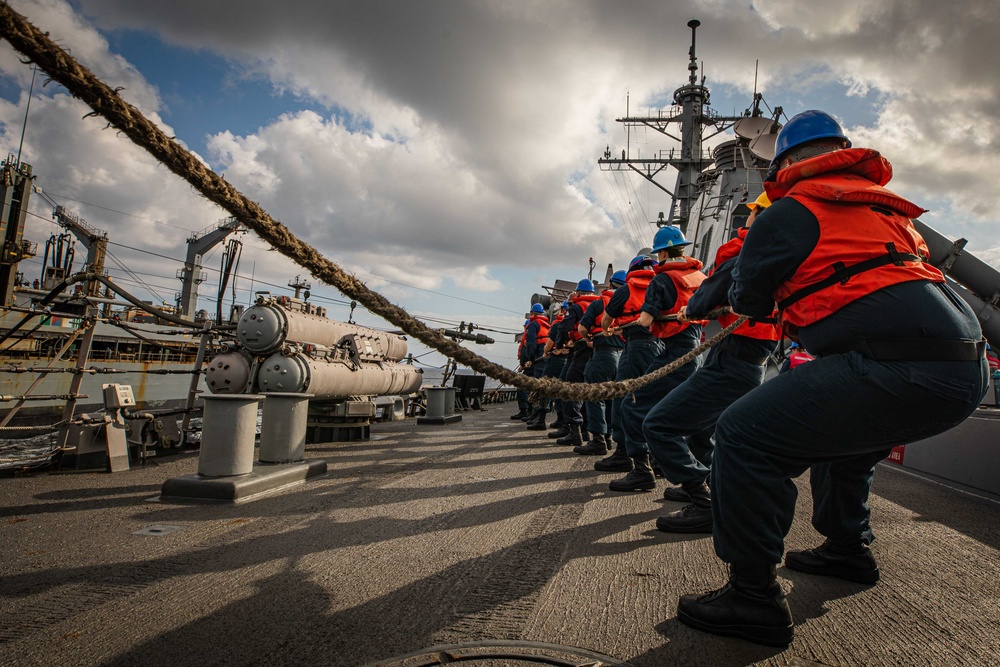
[[539, 318, 568, 417], [516, 321, 531, 414], [579, 297, 624, 437], [524, 318, 548, 380], [604, 284, 662, 448], [619, 272, 703, 458], [557, 301, 593, 426], [644, 258, 777, 488]]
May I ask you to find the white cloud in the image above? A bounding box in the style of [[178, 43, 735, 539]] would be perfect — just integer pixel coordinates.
[[753, 0, 891, 37]]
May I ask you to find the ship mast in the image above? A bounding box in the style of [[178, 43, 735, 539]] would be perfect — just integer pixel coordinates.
[[598, 19, 749, 234]]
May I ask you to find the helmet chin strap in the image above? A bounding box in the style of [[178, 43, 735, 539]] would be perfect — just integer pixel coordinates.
[[765, 161, 780, 182]]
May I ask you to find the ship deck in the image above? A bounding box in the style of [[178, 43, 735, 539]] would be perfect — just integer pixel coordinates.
[[1, 406, 998, 667]]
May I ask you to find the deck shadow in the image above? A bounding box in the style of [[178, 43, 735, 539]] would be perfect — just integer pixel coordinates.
[[873, 464, 1000, 551], [634, 616, 786, 666]]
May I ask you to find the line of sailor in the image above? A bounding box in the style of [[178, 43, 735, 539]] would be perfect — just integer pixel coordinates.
[[514, 191, 778, 525], [508, 108, 989, 648]]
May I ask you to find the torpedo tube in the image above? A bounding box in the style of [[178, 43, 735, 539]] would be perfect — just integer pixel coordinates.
[[256, 351, 423, 399], [236, 295, 408, 360], [205, 349, 254, 394]]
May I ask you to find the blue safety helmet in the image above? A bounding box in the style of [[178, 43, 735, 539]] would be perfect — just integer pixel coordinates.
[[530, 303, 545, 314], [575, 278, 595, 292], [610, 270, 627, 286], [629, 255, 651, 270], [650, 226, 691, 252], [561, 300, 568, 309], [772, 110, 851, 166]]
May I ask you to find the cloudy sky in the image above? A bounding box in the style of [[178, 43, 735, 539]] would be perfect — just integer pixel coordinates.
[[1, 0, 998, 369]]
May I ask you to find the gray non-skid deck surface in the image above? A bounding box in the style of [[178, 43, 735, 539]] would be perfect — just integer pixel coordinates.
[[1, 408, 997, 667]]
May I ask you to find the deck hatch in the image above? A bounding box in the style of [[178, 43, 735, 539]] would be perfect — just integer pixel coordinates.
[[367, 640, 630, 667]]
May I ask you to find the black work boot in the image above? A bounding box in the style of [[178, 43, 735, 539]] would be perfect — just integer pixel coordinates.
[[662, 485, 690, 502], [609, 454, 656, 492], [510, 410, 528, 420], [656, 481, 712, 533], [556, 423, 583, 446], [595, 440, 633, 472], [548, 424, 570, 439], [573, 432, 608, 455], [784, 539, 880, 585], [548, 417, 565, 430], [526, 411, 548, 431], [677, 564, 794, 647]]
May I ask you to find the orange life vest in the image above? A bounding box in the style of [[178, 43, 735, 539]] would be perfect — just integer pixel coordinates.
[[529, 314, 550, 344], [587, 289, 617, 335], [590, 289, 627, 343], [613, 269, 655, 328], [764, 148, 943, 331], [550, 313, 567, 351], [649, 257, 707, 339], [712, 228, 782, 342], [567, 293, 600, 340]]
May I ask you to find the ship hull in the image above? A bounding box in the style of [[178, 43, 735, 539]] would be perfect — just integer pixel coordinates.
[[0, 358, 204, 435]]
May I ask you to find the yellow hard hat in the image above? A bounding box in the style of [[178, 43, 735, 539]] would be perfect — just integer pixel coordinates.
[[747, 192, 771, 210]]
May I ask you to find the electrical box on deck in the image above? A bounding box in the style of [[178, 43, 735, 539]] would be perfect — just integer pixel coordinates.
[[102, 383, 136, 410]]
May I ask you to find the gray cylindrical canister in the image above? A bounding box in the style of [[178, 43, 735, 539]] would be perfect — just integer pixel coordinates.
[[259, 393, 313, 463], [198, 394, 264, 477], [424, 387, 456, 418]]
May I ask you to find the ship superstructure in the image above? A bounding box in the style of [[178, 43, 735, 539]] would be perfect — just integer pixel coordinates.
[[599, 19, 781, 268]]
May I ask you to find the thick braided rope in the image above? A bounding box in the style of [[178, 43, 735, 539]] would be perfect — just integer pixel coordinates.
[[0, 4, 745, 402]]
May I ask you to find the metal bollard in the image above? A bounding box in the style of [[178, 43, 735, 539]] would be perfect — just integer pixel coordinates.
[[259, 393, 313, 463], [424, 386, 456, 418], [198, 394, 264, 477]]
